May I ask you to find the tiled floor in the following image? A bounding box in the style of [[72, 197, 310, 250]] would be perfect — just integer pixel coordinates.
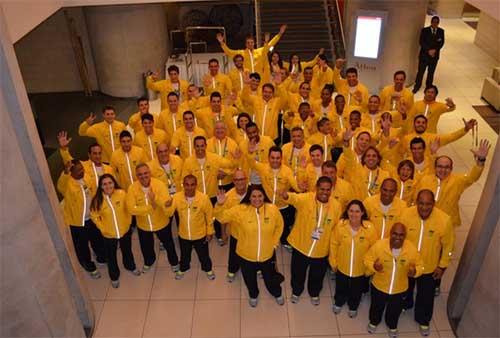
[[77, 18, 498, 338]]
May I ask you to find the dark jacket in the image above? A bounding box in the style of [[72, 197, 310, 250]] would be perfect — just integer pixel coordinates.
[[419, 26, 445, 59]]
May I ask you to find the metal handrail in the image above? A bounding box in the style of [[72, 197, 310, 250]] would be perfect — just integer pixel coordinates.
[[254, 0, 262, 47], [335, 0, 346, 53], [323, 0, 336, 58]]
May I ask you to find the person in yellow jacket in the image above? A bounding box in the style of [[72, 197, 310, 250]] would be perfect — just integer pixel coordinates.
[[395, 160, 416, 206], [400, 190, 455, 336], [333, 60, 370, 110], [247, 143, 302, 247], [196, 92, 237, 138], [234, 112, 251, 145], [415, 139, 490, 227], [407, 85, 456, 133], [216, 25, 286, 75], [202, 58, 232, 98], [282, 176, 342, 305], [156, 92, 184, 141], [297, 144, 325, 192], [57, 159, 105, 278], [241, 82, 288, 141], [287, 102, 319, 139], [401, 115, 475, 159], [307, 118, 337, 162], [364, 223, 424, 337], [228, 54, 248, 97], [361, 95, 383, 135], [330, 200, 377, 317], [170, 111, 206, 159], [90, 174, 140, 288], [282, 127, 311, 179], [126, 163, 179, 273], [57, 131, 114, 192], [321, 161, 355, 211], [183, 84, 210, 113], [286, 82, 313, 120], [342, 130, 391, 200], [379, 70, 415, 113], [213, 170, 248, 282], [146, 65, 189, 109], [335, 128, 371, 179], [239, 122, 275, 184], [110, 130, 149, 190], [364, 178, 407, 240], [311, 55, 334, 100], [311, 85, 336, 120], [78, 106, 126, 163], [207, 120, 240, 189], [286, 50, 323, 80], [147, 143, 184, 196], [215, 184, 284, 307], [134, 113, 169, 161], [165, 175, 216, 280], [128, 97, 151, 133]]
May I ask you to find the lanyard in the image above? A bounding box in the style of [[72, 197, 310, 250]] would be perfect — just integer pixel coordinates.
[[323, 136, 328, 161], [172, 114, 177, 131], [188, 133, 193, 156], [80, 184, 87, 226], [212, 76, 216, 89], [239, 71, 243, 90]]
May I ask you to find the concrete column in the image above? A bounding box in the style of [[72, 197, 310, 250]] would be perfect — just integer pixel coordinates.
[[85, 4, 168, 97], [447, 138, 499, 337], [343, 0, 427, 91], [1, 7, 93, 338], [474, 11, 500, 62]]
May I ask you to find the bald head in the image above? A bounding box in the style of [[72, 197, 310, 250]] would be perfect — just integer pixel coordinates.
[[233, 168, 248, 194], [390, 222, 406, 249]]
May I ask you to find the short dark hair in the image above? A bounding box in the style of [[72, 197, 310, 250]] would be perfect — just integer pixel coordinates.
[[431, 15, 440, 23], [410, 137, 426, 149], [245, 121, 258, 131], [262, 83, 275, 92], [309, 144, 324, 154], [183, 110, 195, 119], [381, 177, 398, 188], [346, 67, 358, 76], [193, 135, 206, 144], [341, 200, 369, 221], [102, 105, 114, 113], [394, 70, 406, 79], [136, 97, 148, 105], [322, 84, 334, 94], [369, 95, 380, 102], [316, 176, 333, 187], [298, 102, 310, 110], [88, 143, 101, 154], [249, 72, 261, 81], [183, 174, 197, 184], [119, 130, 132, 140], [350, 110, 361, 118], [424, 85, 439, 95], [233, 54, 244, 62], [290, 126, 304, 134], [167, 65, 180, 73], [322, 160, 337, 170], [335, 94, 345, 101], [398, 160, 415, 179], [141, 113, 154, 123], [417, 189, 435, 201], [414, 114, 428, 123], [268, 145, 282, 156], [167, 91, 179, 99], [317, 117, 330, 129], [210, 92, 222, 100], [208, 58, 219, 65], [303, 66, 313, 72]]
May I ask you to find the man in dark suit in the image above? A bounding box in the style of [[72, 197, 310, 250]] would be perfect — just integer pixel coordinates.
[[413, 16, 445, 93]]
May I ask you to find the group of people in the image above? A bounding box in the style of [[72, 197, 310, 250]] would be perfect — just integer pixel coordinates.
[[56, 20, 490, 338]]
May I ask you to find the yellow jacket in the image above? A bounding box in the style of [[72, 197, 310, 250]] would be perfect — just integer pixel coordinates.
[[307, 132, 335, 161], [408, 100, 452, 133], [57, 173, 95, 226], [329, 219, 377, 277], [228, 68, 248, 95], [181, 153, 233, 197], [213, 188, 246, 239], [147, 155, 184, 195], [396, 179, 416, 206], [59, 148, 114, 191], [126, 178, 171, 231], [333, 67, 370, 109], [183, 96, 210, 113], [146, 76, 189, 109], [364, 195, 408, 239], [90, 189, 131, 239], [170, 126, 207, 159], [364, 239, 424, 294], [361, 112, 383, 135], [311, 65, 334, 99], [78, 120, 126, 163], [156, 109, 184, 141], [288, 115, 319, 139], [281, 142, 311, 178], [342, 147, 391, 200], [202, 73, 232, 98], [297, 163, 322, 192], [415, 165, 484, 227], [215, 203, 283, 262], [331, 178, 355, 211], [134, 128, 168, 161], [379, 85, 414, 112], [286, 93, 312, 118], [196, 106, 238, 138], [287, 192, 342, 258], [239, 136, 275, 180], [207, 136, 240, 185], [166, 191, 214, 240], [110, 146, 149, 190], [128, 111, 145, 133], [241, 86, 288, 140], [219, 33, 281, 74], [249, 159, 301, 209], [401, 206, 455, 273]]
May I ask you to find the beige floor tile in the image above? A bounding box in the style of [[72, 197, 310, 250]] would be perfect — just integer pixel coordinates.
[[433, 294, 453, 331], [150, 267, 198, 300], [291, 336, 339, 338], [287, 296, 338, 336], [440, 261, 457, 294], [93, 300, 148, 338], [438, 330, 456, 337], [92, 300, 104, 329], [240, 299, 290, 337], [240, 268, 286, 300], [106, 267, 155, 300], [195, 265, 241, 299], [82, 266, 110, 300], [142, 300, 194, 338], [191, 299, 240, 338], [208, 240, 230, 266]]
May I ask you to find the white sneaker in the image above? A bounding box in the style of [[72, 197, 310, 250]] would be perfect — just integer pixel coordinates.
[[275, 295, 285, 305], [206, 270, 216, 280], [310, 297, 320, 306], [171, 264, 180, 273], [111, 280, 120, 288], [291, 294, 300, 303], [348, 309, 358, 318], [175, 271, 184, 280], [249, 298, 258, 307], [130, 269, 141, 276], [89, 269, 101, 279], [332, 304, 342, 314], [367, 323, 377, 334]]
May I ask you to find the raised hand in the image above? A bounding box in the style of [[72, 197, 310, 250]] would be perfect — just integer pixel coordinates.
[[319, 47, 325, 55], [231, 148, 242, 160], [217, 169, 227, 180], [470, 139, 490, 161], [388, 138, 399, 149], [343, 128, 354, 143], [279, 189, 289, 200], [335, 58, 345, 69], [463, 118, 477, 132], [202, 75, 212, 88], [216, 188, 227, 205], [380, 115, 392, 134], [216, 32, 224, 43], [299, 155, 308, 169], [63, 161, 73, 174], [430, 137, 441, 154], [279, 24, 287, 35], [57, 131, 72, 149], [264, 32, 270, 44], [399, 101, 408, 119], [445, 97, 455, 108], [86, 112, 96, 125], [374, 258, 383, 272], [248, 139, 258, 153], [165, 198, 173, 208]]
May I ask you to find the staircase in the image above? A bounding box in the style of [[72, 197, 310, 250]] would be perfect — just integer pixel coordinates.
[[259, 0, 344, 61]]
